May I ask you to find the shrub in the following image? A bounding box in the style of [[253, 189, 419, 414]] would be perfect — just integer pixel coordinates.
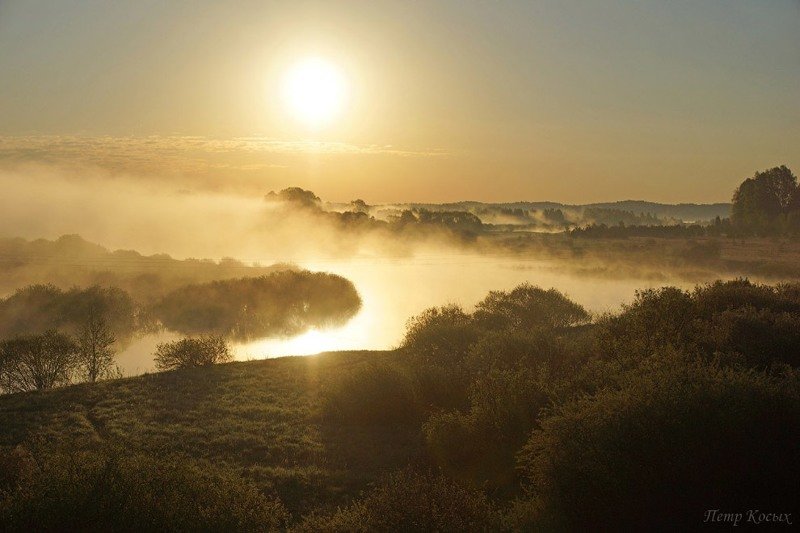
[[296, 468, 498, 532], [698, 306, 800, 368], [466, 329, 580, 376], [154, 336, 232, 371], [596, 286, 696, 360], [0, 331, 79, 392], [401, 304, 478, 367], [473, 284, 589, 331], [0, 445, 289, 532], [515, 358, 800, 530], [424, 367, 550, 490], [320, 361, 422, 426], [693, 278, 800, 317]]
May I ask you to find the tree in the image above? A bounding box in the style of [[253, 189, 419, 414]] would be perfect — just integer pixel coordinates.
[[731, 165, 798, 234], [265, 187, 321, 209], [154, 336, 232, 371], [349, 199, 369, 213], [473, 284, 589, 331], [77, 314, 117, 383], [0, 331, 79, 392]]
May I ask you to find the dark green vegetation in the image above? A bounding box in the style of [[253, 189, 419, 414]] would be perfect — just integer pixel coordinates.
[[154, 272, 361, 340], [732, 165, 800, 235], [154, 336, 232, 371], [0, 271, 361, 393], [1, 279, 798, 530]]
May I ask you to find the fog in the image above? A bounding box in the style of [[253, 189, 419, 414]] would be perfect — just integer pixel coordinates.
[[0, 165, 722, 374]]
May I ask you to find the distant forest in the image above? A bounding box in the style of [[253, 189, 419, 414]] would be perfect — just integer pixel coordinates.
[[274, 165, 797, 239]]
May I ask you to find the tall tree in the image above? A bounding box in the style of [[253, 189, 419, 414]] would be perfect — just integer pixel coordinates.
[[78, 314, 117, 383], [731, 165, 798, 234]]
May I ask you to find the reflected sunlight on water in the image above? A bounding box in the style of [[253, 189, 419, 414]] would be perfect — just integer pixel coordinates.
[[119, 254, 698, 374]]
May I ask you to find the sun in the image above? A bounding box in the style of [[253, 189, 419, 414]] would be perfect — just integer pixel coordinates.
[[281, 57, 347, 128]]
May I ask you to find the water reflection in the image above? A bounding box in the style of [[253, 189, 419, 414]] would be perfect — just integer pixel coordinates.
[[118, 254, 697, 375]]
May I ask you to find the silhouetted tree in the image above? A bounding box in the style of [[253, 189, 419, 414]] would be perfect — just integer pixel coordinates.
[[731, 165, 798, 234], [473, 284, 589, 331], [265, 187, 321, 209], [154, 336, 232, 371], [77, 314, 117, 383], [0, 331, 79, 392], [350, 199, 369, 213]]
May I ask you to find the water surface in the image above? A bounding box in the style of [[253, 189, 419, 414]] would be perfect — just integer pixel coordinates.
[[118, 254, 696, 375]]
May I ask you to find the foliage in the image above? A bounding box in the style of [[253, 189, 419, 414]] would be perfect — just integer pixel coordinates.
[[0, 284, 138, 339], [320, 361, 422, 426], [153, 272, 361, 340], [296, 468, 498, 532], [597, 279, 800, 368], [265, 187, 321, 209], [473, 284, 589, 331], [400, 304, 477, 367], [0, 443, 289, 532], [515, 359, 800, 530], [0, 331, 79, 392], [77, 315, 117, 383], [153, 336, 232, 371], [731, 165, 800, 235], [424, 366, 549, 489]]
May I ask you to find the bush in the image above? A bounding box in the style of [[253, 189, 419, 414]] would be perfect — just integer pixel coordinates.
[[515, 358, 800, 530], [598, 280, 800, 369], [473, 284, 589, 331], [153, 271, 361, 340], [296, 468, 498, 532], [154, 336, 232, 371], [424, 367, 550, 490], [320, 361, 422, 426], [401, 304, 478, 367], [0, 331, 79, 392], [693, 278, 800, 317], [596, 286, 696, 360], [698, 306, 800, 368], [0, 445, 289, 532], [466, 329, 580, 376]]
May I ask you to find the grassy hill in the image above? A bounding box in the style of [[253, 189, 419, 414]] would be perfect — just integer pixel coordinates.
[[0, 350, 423, 518]]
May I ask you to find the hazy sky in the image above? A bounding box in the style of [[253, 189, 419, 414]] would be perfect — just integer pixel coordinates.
[[0, 0, 798, 203]]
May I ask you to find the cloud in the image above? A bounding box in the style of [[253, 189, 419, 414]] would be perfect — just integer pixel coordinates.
[[0, 135, 448, 195], [0, 134, 444, 167]]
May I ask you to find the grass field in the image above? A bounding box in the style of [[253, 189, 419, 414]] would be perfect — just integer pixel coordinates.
[[0, 350, 424, 519]]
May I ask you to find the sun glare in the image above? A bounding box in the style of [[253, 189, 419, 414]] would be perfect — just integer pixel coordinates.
[[282, 57, 347, 128]]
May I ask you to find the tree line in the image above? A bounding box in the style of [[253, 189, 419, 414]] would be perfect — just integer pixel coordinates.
[[0, 270, 363, 394]]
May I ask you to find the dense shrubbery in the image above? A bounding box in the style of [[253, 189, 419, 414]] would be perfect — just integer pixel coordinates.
[[154, 336, 232, 371], [296, 468, 498, 532], [320, 279, 800, 529], [515, 358, 800, 530], [0, 444, 289, 532], [0, 284, 139, 339], [323, 285, 590, 490], [596, 279, 800, 368], [319, 361, 422, 426], [153, 271, 361, 340]]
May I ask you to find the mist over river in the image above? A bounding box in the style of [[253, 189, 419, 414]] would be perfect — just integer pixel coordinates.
[[116, 254, 697, 375]]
